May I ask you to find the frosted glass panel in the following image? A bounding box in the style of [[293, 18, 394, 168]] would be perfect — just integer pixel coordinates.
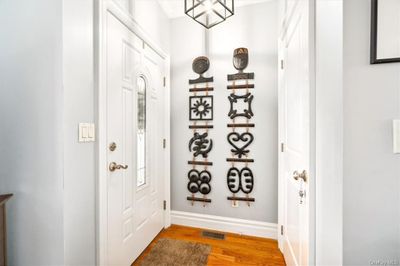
[[137, 76, 146, 187]]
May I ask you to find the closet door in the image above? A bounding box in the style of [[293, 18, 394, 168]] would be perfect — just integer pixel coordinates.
[[279, 0, 312, 265]]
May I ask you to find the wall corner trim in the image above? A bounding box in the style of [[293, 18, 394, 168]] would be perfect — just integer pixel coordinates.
[[171, 210, 278, 239]]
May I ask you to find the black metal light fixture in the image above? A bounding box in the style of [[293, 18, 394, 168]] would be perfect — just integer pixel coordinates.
[[185, 0, 234, 29]]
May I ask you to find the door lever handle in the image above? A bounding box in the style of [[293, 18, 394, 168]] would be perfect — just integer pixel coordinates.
[[293, 170, 308, 183], [109, 162, 128, 172]]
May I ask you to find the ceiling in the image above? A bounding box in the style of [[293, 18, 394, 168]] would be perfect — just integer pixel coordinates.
[[157, 0, 271, 19]]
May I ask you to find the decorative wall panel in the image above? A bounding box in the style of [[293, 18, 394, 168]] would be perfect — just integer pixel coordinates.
[[226, 48, 256, 205], [187, 56, 214, 205]]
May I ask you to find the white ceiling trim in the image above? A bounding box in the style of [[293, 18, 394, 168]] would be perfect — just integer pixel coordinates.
[[156, 0, 272, 19]]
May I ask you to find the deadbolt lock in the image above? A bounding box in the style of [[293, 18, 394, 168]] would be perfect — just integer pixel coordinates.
[[109, 142, 117, 152]]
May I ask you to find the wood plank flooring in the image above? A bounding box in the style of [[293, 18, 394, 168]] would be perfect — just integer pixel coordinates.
[[132, 224, 286, 266]]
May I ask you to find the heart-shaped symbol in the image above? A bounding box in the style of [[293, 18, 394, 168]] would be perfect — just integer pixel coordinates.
[[227, 132, 254, 158]]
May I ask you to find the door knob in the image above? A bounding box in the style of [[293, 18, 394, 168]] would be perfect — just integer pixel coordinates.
[[109, 162, 128, 172], [293, 170, 308, 183], [293, 170, 308, 204]]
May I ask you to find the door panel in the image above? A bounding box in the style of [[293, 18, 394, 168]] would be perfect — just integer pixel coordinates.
[[106, 11, 166, 265], [280, 1, 311, 266]]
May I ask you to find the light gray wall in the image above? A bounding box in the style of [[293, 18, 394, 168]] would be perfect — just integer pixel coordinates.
[[344, 0, 400, 265], [170, 2, 278, 223], [63, 0, 96, 265], [0, 0, 170, 265], [0, 0, 64, 265]]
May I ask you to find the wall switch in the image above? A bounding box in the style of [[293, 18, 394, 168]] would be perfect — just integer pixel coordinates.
[[79, 123, 96, 142], [393, 120, 400, 154]]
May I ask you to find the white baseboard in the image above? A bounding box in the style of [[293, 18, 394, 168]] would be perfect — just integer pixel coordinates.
[[171, 210, 278, 240]]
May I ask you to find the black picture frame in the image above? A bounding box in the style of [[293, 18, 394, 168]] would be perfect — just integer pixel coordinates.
[[370, 0, 400, 64]]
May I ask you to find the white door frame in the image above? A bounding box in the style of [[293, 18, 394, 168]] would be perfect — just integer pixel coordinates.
[[278, 0, 343, 265], [94, 1, 171, 265]]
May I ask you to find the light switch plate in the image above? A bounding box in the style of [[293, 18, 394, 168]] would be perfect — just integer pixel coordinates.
[[393, 120, 400, 154], [79, 123, 95, 142]]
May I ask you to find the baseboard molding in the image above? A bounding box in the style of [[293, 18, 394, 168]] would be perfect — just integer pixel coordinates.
[[171, 210, 278, 240]]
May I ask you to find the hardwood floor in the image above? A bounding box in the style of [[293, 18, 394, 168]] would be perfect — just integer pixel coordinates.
[[132, 224, 286, 266]]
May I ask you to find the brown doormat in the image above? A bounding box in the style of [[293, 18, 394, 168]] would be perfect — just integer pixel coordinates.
[[140, 238, 211, 266]]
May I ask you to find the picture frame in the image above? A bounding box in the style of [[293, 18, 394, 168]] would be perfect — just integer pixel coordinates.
[[370, 0, 400, 64]]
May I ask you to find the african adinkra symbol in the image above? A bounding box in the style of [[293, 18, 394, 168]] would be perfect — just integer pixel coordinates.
[[227, 132, 254, 158], [190, 96, 213, 121], [228, 92, 254, 119], [190, 56, 214, 84], [233, 48, 249, 73], [188, 169, 212, 195], [193, 56, 210, 76], [228, 48, 254, 81], [189, 132, 213, 158], [227, 167, 254, 194]]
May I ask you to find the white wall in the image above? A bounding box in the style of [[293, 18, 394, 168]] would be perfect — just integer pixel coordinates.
[[63, 0, 96, 265], [0, 0, 170, 265], [315, 1, 343, 265], [170, 2, 278, 223], [344, 0, 400, 264], [134, 0, 171, 53], [113, 0, 171, 53], [0, 0, 64, 265]]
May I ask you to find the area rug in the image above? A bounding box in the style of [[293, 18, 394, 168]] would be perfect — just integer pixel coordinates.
[[140, 238, 211, 266]]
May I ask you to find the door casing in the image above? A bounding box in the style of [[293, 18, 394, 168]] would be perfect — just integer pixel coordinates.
[[278, 0, 343, 265], [94, 1, 171, 265]]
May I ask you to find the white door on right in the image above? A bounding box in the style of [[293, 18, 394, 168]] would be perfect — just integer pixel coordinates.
[[279, 0, 312, 265]]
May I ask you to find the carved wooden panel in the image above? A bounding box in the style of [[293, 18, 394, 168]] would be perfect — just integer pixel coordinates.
[[187, 57, 214, 205], [226, 48, 256, 205]]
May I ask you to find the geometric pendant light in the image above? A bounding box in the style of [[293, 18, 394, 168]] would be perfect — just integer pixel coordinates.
[[185, 0, 235, 29]]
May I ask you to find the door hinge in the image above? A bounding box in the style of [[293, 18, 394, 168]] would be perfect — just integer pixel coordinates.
[[163, 77, 166, 87], [281, 142, 285, 152], [280, 60, 284, 69], [163, 138, 166, 149], [281, 225, 284, 235], [163, 200, 167, 210]]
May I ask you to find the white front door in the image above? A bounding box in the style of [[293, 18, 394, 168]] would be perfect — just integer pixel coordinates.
[[279, 0, 312, 265], [106, 11, 166, 266]]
